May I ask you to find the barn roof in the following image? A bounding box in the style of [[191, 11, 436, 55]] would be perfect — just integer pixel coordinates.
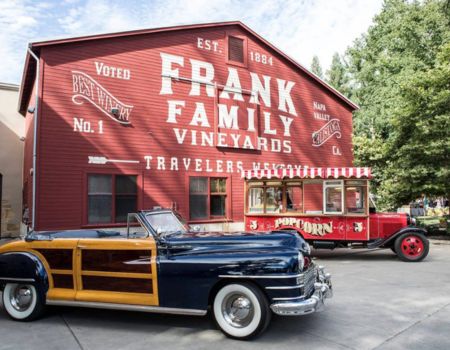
[[18, 21, 358, 115]]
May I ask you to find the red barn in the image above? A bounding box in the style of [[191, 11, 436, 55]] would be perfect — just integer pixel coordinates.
[[18, 21, 357, 232]]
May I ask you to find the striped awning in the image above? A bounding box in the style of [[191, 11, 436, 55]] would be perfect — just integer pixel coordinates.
[[241, 167, 372, 180]]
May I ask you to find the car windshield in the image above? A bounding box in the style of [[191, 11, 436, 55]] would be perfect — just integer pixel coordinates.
[[145, 211, 188, 236]]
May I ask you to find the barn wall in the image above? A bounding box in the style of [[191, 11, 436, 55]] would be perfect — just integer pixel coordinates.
[[33, 24, 354, 230]]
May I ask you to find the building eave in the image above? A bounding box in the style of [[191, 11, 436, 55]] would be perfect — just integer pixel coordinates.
[[19, 20, 358, 116], [18, 48, 38, 116]]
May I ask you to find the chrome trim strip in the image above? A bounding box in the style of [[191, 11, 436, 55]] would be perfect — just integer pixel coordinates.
[[45, 300, 207, 316], [218, 273, 303, 279], [266, 285, 303, 290], [272, 296, 305, 301], [0, 277, 35, 282]]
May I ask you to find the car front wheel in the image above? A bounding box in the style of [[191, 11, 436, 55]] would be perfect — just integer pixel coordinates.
[[394, 232, 429, 262], [213, 282, 271, 340], [2, 283, 44, 321]]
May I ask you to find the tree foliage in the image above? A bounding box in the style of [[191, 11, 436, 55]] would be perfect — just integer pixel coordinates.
[[380, 42, 450, 207], [310, 55, 324, 79], [325, 53, 352, 98], [344, 0, 450, 209]]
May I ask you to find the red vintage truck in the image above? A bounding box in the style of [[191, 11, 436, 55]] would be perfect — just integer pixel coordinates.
[[243, 167, 429, 262]]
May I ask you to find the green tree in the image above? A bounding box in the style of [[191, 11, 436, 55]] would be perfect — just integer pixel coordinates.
[[345, 0, 450, 209], [379, 43, 450, 208], [325, 52, 352, 98], [310, 55, 324, 79]]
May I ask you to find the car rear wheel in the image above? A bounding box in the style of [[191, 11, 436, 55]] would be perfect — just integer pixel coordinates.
[[394, 232, 429, 262], [213, 282, 271, 340], [2, 283, 44, 321]]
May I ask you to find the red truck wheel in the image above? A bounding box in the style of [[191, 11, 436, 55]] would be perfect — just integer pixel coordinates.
[[394, 232, 429, 262]]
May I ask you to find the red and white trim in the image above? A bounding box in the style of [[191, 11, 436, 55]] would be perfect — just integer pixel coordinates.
[[241, 167, 372, 180]]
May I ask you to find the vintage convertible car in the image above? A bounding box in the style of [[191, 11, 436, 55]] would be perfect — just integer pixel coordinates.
[[0, 209, 332, 339]]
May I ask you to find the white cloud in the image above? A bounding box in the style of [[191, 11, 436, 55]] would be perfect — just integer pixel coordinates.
[[0, 0, 47, 84], [0, 0, 382, 84]]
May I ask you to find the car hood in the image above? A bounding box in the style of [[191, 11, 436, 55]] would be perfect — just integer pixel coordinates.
[[163, 230, 309, 255]]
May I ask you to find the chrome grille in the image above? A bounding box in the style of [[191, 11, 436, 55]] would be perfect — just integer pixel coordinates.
[[301, 265, 317, 297]]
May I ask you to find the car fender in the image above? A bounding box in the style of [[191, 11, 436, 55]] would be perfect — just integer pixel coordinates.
[[0, 252, 49, 296], [381, 226, 428, 248], [157, 250, 300, 310]]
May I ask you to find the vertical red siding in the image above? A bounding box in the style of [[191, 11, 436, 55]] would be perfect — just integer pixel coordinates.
[[29, 24, 355, 230]]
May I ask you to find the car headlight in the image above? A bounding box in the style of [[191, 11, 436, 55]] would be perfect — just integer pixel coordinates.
[[303, 242, 311, 255], [298, 251, 305, 271]]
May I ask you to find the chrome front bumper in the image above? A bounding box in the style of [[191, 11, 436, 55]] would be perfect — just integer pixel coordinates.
[[270, 266, 333, 316]]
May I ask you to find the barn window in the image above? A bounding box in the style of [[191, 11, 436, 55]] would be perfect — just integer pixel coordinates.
[[228, 36, 246, 64], [189, 177, 227, 220], [88, 174, 137, 224]]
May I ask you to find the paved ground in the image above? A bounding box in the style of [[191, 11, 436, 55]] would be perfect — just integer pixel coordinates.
[[1, 240, 449, 350]]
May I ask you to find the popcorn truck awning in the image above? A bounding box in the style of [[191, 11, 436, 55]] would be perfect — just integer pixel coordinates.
[[241, 167, 372, 180]]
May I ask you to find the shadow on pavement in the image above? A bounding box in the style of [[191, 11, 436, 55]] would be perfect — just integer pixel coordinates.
[[311, 248, 400, 261]]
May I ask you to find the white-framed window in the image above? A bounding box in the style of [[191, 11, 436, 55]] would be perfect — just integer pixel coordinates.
[[323, 180, 344, 214], [345, 180, 368, 214]]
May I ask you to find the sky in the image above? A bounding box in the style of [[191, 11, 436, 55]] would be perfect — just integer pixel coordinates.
[[0, 0, 383, 85]]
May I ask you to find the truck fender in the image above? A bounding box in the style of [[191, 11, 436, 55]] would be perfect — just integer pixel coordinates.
[[381, 227, 428, 248], [0, 252, 49, 297]]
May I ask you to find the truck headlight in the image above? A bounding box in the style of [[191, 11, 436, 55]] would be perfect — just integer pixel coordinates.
[[298, 251, 305, 271]]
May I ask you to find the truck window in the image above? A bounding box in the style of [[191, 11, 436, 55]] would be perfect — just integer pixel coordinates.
[[248, 186, 264, 213], [345, 180, 367, 214], [323, 180, 344, 214], [304, 181, 323, 214], [286, 182, 303, 213], [265, 182, 283, 213]]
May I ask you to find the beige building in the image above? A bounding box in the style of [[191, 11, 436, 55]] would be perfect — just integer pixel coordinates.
[[0, 83, 24, 238]]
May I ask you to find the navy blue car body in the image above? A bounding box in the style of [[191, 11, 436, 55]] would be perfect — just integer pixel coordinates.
[[158, 230, 308, 310]]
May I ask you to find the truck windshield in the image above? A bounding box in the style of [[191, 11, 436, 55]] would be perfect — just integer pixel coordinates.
[[145, 212, 188, 236]]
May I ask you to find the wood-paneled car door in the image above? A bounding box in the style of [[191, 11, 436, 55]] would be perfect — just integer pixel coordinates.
[[74, 237, 159, 306], [31, 239, 79, 302]]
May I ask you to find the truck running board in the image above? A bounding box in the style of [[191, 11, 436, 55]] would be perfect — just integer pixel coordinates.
[[312, 241, 337, 249], [366, 238, 384, 249]]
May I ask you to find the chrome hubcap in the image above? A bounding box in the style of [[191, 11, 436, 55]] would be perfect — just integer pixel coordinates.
[[222, 293, 254, 328], [10, 285, 33, 312]]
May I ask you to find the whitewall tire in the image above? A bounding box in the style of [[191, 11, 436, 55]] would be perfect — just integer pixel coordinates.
[[213, 282, 271, 339], [2, 283, 44, 321]]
